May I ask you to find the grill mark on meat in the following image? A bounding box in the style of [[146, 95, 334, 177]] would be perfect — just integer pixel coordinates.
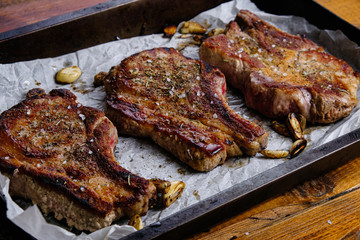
[[102, 47, 268, 171], [199, 10, 360, 123]]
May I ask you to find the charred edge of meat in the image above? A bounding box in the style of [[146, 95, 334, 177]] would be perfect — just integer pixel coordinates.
[[26, 88, 46, 99], [49, 88, 78, 101], [0, 160, 18, 173], [234, 11, 257, 31]]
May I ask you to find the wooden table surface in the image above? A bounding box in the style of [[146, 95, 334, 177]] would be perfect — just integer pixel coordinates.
[[1, 0, 360, 240]]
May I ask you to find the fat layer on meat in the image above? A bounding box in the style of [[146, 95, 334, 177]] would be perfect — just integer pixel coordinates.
[[101, 47, 268, 172], [199, 10, 360, 123]]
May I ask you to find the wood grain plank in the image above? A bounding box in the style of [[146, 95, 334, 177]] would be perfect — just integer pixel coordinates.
[[243, 186, 360, 239], [189, 156, 360, 239], [314, 0, 360, 28], [0, 0, 109, 33]]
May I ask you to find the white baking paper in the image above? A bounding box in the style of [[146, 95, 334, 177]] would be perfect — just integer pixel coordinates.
[[1, 0, 360, 239]]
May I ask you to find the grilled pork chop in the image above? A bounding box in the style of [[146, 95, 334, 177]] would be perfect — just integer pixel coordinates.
[[0, 88, 156, 232], [199, 10, 360, 123], [99, 48, 268, 172]]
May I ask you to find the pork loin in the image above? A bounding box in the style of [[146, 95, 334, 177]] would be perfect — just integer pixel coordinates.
[[99, 47, 268, 171], [199, 10, 360, 123]]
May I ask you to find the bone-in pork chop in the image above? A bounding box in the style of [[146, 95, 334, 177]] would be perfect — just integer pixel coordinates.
[[0, 88, 156, 232], [199, 10, 360, 123], [99, 47, 268, 172]]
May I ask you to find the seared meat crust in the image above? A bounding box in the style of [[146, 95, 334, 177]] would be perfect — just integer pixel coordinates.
[[0, 88, 156, 231], [102, 48, 268, 171], [199, 10, 360, 123]]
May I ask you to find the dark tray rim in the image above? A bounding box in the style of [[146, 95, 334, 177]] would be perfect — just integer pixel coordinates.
[[122, 128, 360, 239], [120, 1, 360, 239], [0, 0, 234, 63], [1, 0, 359, 44], [0, 0, 134, 41]]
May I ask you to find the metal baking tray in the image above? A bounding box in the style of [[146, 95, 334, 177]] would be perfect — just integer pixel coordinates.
[[1, 0, 359, 64], [0, 0, 231, 63], [1, 0, 360, 239]]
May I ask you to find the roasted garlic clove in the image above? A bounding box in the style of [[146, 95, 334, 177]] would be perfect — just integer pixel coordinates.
[[271, 121, 291, 137], [180, 21, 207, 34], [163, 181, 185, 208], [128, 214, 143, 230], [297, 114, 307, 130], [56, 66, 82, 84], [164, 25, 177, 38], [93, 71, 108, 87], [150, 179, 185, 208], [260, 150, 289, 159], [192, 34, 205, 44], [286, 113, 304, 140], [290, 139, 307, 158], [208, 27, 225, 36], [150, 178, 171, 194]]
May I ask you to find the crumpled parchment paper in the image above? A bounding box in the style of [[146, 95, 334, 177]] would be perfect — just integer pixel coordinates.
[[0, 0, 359, 239]]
